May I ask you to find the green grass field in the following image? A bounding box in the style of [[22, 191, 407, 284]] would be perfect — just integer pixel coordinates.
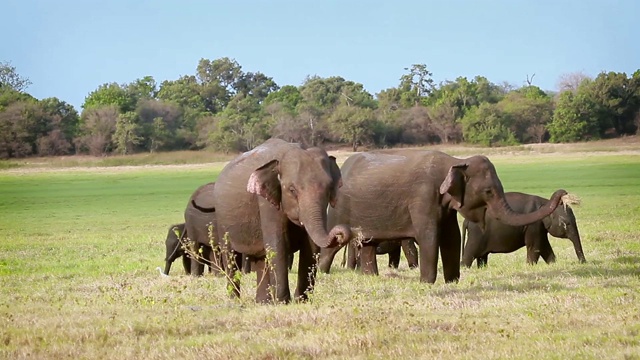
[[1, 148, 639, 359]]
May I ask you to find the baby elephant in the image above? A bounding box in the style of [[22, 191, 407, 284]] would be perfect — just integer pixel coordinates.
[[346, 239, 419, 271], [461, 192, 587, 267], [162, 223, 190, 275]]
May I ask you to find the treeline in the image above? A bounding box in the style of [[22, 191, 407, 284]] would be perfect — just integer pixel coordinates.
[[1, 59, 639, 159]]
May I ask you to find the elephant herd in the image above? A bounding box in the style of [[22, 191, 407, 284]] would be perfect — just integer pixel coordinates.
[[161, 138, 586, 304]]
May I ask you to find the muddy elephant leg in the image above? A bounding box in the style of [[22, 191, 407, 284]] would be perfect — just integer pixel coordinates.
[[401, 239, 419, 268], [258, 199, 291, 303], [318, 244, 345, 274], [440, 212, 461, 283], [388, 244, 401, 268], [539, 235, 556, 264], [359, 244, 379, 275], [254, 257, 271, 303]]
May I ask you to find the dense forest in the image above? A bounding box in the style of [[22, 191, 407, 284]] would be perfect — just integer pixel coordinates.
[[1, 58, 639, 159]]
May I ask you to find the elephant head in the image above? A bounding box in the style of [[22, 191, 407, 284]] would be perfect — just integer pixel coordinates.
[[439, 155, 567, 227], [247, 147, 350, 248], [543, 203, 587, 263]]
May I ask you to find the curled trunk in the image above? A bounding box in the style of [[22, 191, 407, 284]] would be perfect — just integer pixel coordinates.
[[300, 204, 351, 248], [491, 189, 568, 227]]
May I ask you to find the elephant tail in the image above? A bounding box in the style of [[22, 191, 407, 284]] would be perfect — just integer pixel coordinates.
[[191, 199, 215, 213]]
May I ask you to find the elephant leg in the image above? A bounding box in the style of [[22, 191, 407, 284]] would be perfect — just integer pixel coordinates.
[[181, 254, 191, 275], [254, 257, 271, 303], [525, 224, 545, 265], [539, 235, 556, 264], [190, 245, 206, 276], [440, 212, 461, 283], [388, 245, 401, 268], [477, 254, 488, 268], [258, 199, 291, 304], [347, 242, 358, 270], [294, 237, 318, 301], [410, 204, 439, 283], [359, 244, 379, 275], [401, 239, 419, 269], [318, 244, 344, 274], [242, 254, 252, 274]]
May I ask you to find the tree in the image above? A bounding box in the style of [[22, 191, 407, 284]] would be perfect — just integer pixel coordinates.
[[548, 90, 600, 142], [328, 104, 375, 151], [0, 61, 31, 92], [136, 99, 182, 152], [204, 94, 267, 152], [399, 64, 435, 106], [75, 106, 118, 156], [460, 103, 517, 147], [498, 89, 553, 143], [556, 72, 590, 93], [82, 82, 134, 113], [114, 112, 142, 155], [0, 101, 43, 158], [428, 102, 461, 144]]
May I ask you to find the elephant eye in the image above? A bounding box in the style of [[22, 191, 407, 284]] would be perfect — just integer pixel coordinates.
[[289, 185, 297, 197]]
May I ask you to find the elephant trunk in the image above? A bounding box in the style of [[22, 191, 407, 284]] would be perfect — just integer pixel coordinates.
[[490, 189, 568, 227], [318, 244, 346, 273], [300, 203, 351, 249], [569, 228, 587, 263]]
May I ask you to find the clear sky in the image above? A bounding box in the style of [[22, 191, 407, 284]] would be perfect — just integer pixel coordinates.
[[2, 0, 639, 110]]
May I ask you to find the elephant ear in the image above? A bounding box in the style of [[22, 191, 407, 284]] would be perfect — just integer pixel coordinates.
[[328, 155, 342, 208], [247, 159, 282, 210], [439, 163, 467, 210]]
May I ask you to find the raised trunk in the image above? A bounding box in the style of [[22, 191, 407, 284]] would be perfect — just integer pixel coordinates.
[[300, 205, 351, 248], [490, 189, 568, 227]]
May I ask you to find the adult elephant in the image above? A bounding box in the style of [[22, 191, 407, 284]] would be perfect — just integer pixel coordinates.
[[213, 138, 350, 303], [461, 192, 587, 267], [319, 149, 568, 283], [162, 223, 190, 275], [338, 239, 418, 271]]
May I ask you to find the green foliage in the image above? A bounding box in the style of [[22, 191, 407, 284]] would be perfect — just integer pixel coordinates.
[[461, 103, 518, 146], [548, 90, 600, 142], [82, 82, 134, 113], [0, 60, 31, 92], [114, 112, 142, 155]]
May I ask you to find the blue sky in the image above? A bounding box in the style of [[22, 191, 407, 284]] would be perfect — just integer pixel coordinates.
[[2, 0, 639, 110]]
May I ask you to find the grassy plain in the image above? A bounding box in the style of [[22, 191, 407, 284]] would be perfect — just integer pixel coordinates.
[[1, 141, 639, 359]]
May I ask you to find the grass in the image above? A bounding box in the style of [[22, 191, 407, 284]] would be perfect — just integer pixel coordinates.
[[0, 142, 639, 359]]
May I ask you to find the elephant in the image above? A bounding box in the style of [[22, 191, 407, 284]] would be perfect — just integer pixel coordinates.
[[341, 239, 419, 270], [184, 182, 221, 276], [213, 138, 350, 303], [184, 182, 251, 275], [461, 192, 587, 267], [318, 149, 568, 284], [162, 223, 190, 275]]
